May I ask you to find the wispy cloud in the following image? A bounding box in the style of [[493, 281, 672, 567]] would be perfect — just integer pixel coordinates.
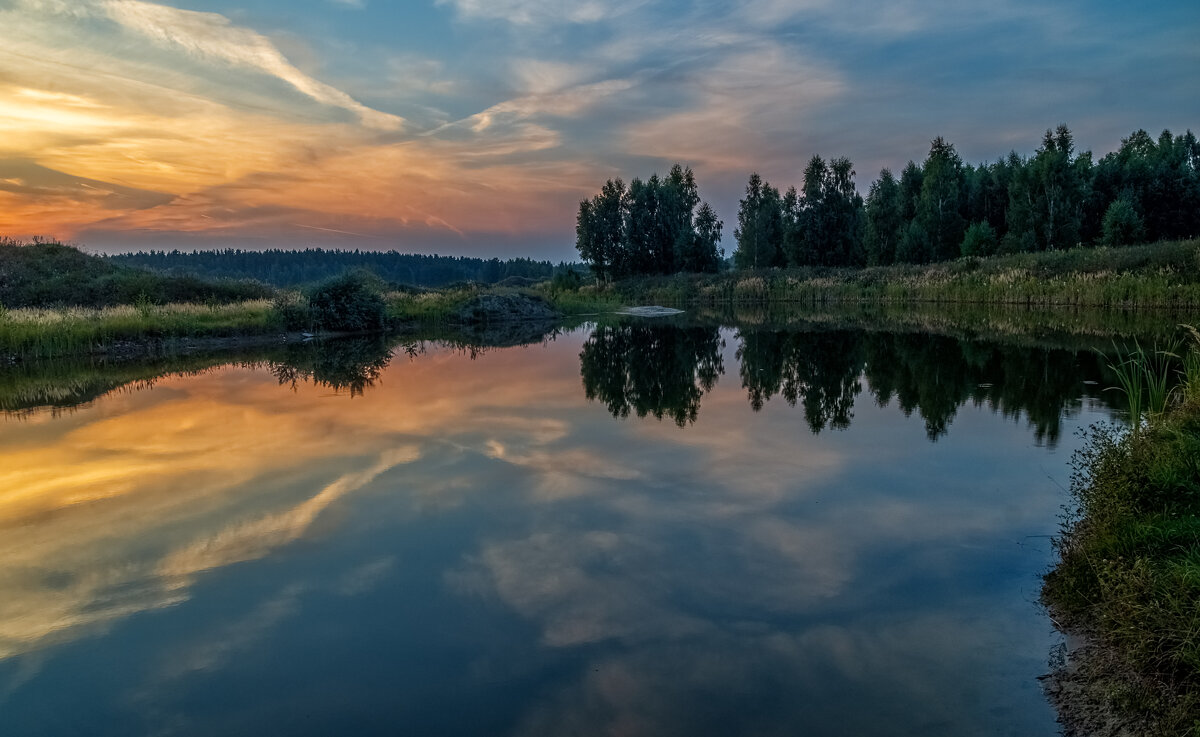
[[436, 0, 644, 26], [1, 0, 1195, 255], [102, 0, 402, 130]]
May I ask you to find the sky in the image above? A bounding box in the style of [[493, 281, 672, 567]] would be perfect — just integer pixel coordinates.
[[0, 0, 1196, 259]]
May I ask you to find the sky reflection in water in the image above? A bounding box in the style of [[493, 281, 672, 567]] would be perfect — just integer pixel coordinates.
[[0, 324, 1108, 736]]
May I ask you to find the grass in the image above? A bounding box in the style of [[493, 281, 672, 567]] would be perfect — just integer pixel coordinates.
[[1104, 339, 1184, 427], [384, 284, 483, 324], [592, 238, 1200, 310], [0, 300, 279, 359], [1044, 325, 1200, 735], [384, 282, 621, 325]]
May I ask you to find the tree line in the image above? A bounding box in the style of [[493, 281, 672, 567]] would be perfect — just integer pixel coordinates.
[[109, 248, 567, 288], [576, 164, 724, 281], [575, 126, 1200, 275], [737, 125, 1199, 268]]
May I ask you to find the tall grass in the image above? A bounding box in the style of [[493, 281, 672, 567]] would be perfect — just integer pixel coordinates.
[[0, 300, 278, 359], [384, 285, 482, 324], [1177, 325, 1200, 405], [601, 238, 1200, 310], [1104, 326, 1200, 427]]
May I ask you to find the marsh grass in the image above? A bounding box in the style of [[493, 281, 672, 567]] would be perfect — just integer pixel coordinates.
[[385, 284, 482, 323], [1105, 341, 1175, 425], [0, 300, 278, 358], [1104, 327, 1200, 426], [1178, 325, 1200, 405], [602, 238, 1200, 309]]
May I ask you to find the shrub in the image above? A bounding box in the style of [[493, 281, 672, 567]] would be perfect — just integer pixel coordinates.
[[305, 271, 386, 332], [961, 221, 999, 257], [272, 291, 312, 331], [1103, 198, 1146, 247]]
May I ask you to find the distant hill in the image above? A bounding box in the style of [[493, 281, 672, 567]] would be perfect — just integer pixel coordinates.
[[108, 248, 576, 288], [0, 241, 271, 308]]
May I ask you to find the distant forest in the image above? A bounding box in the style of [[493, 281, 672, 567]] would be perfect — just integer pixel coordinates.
[[577, 126, 1200, 276], [108, 249, 567, 288]]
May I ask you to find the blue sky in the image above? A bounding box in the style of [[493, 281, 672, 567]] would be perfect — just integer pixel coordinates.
[[0, 0, 1196, 258]]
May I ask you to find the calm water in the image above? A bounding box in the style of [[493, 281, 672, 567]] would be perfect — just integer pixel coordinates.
[[0, 320, 1127, 736]]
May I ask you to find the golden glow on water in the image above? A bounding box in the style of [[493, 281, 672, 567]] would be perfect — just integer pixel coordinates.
[[0, 344, 584, 658]]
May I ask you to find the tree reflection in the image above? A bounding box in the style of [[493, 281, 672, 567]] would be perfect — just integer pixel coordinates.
[[269, 335, 396, 396], [737, 328, 863, 432], [580, 322, 724, 426], [579, 322, 1116, 446], [863, 333, 1108, 444]]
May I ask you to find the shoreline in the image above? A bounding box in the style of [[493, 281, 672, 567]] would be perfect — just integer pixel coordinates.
[[1041, 622, 1161, 737], [1040, 329, 1200, 737]]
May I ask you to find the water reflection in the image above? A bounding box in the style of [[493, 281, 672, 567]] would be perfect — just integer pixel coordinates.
[[579, 323, 724, 426], [737, 328, 862, 430], [581, 321, 1114, 445], [268, 335, 395, 396], [0, 317, 1160, 736]]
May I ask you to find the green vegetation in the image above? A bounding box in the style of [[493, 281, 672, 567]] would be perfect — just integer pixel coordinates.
[[0, 300, 280, 359], [579, 238, 1200, 310], [719, 125, 1199, 269], [1043, 328, 1200, 736], [108, 247, 572, 288], [305, 271, 387, 332], [576, 164, 723, 280], [574, 125, 1199, 277], [0, 240, 270, 308], [0, 241, 613, 359]]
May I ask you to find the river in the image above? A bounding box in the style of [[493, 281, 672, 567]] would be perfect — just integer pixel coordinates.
[[0, 315, 1154, 735]]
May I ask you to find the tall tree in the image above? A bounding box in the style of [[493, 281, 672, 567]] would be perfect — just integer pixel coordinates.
[[1028, 125, 1090, 250], [864, 169, 903, 265], [917, 136, 967, 262], [685, 202, 724, 273], [895, 161, 929, 263], [576, 178, 629, 281], [734, 173, 785, 269], [659, 164, 701, 271], [785, 156, 865, 267]]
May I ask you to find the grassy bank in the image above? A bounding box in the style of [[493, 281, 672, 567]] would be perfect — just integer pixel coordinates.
[[1043, 327, 1200, 735], [0, 301, 280, 359], [581, 238, 1200, 309]]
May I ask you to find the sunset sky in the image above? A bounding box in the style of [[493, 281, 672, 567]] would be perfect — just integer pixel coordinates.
[[1, 0, 1196, 259]]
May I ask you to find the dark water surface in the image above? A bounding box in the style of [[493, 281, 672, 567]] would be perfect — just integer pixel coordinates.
[[0, 320, 1131, 736]]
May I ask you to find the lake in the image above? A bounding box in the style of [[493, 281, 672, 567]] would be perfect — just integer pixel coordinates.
[[0, 315, 1144, 735]]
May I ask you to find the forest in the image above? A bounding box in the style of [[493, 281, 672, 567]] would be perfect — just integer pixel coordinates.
[[109, 248, 565, 288], [577, 126, 1200, 275]]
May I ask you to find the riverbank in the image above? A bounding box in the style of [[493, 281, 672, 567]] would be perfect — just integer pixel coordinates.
[[1042, 328, 1200, 736], [0, 273, 579, 361], [5, 238, 1199, 360], [580, 238, 1200, 309]]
